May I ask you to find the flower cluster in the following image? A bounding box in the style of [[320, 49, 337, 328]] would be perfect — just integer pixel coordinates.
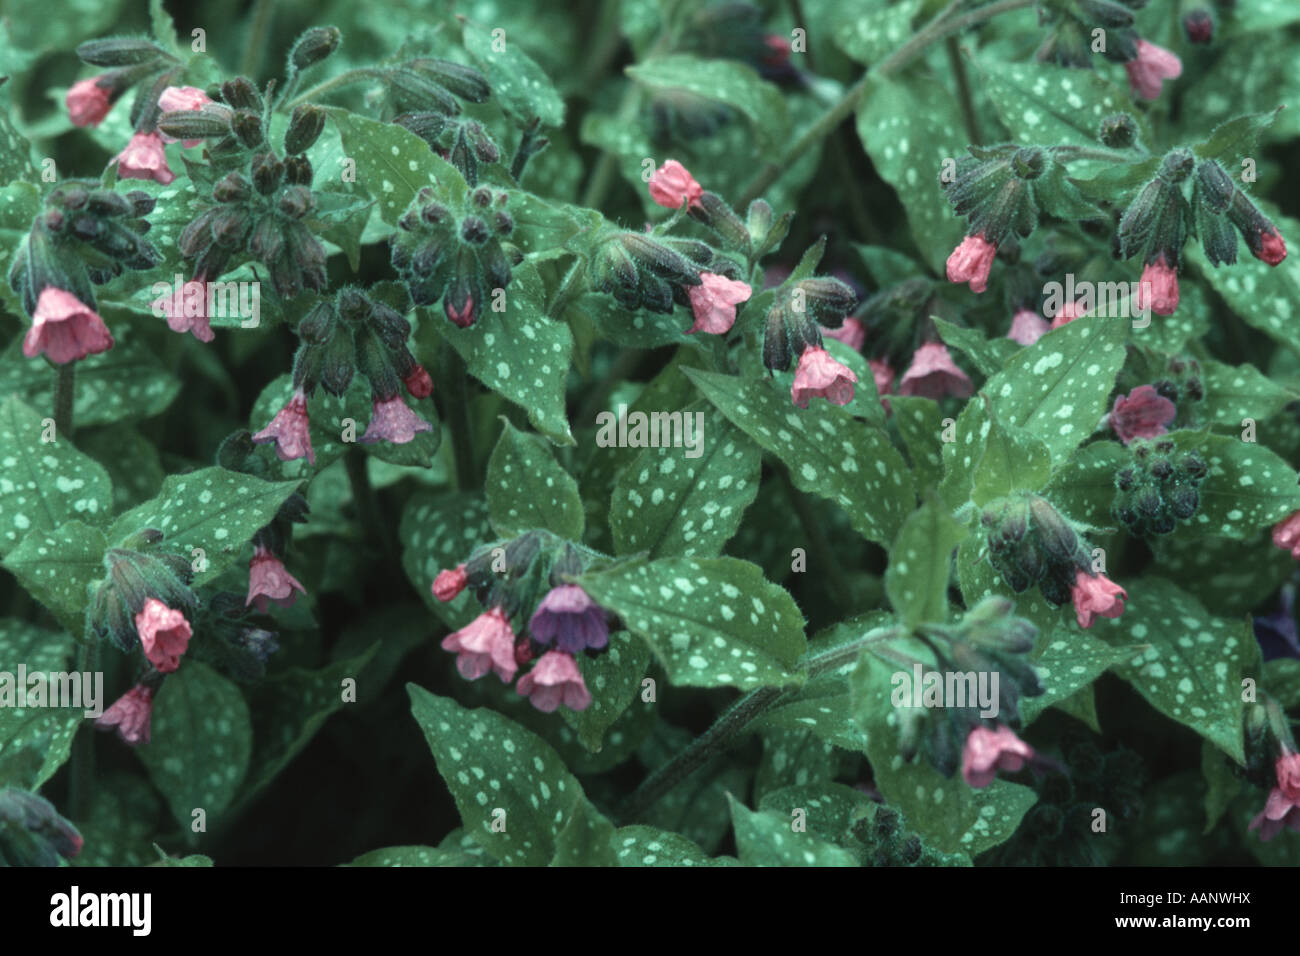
[[1112, 439, 1208, 537]]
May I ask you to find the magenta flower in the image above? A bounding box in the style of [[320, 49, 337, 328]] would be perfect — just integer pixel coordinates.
[[1249, 751, 1300, 842], [1136, 254, 1179, 316], [648, 159, 703, 210], [66, 76, 114, 127], [516, 651, 592, 713], [441, 607, 517, 683], [245, 545, 307, 613], [151, 279, 215, 343], [1007, 307, 1050, 346], [822, 317, 866, 351], [1272, 511, 1300, 559], [962, 725, 1035, 788], [1070, 569, 1127, 629], [252, 387, 316, 465], [1124, 39, 1182, 100], [897, 342, 973, 400], [360, 394, 434, 445], [529, 585, 609, 654], [115, 131, 176, 185], [22, 287, 114, 364], [687, 272, 751, 334], [135, 598, 192, 673], [1250, 226, 1287, 267], [1049, 299, 1092, 329], [1109, 385, 1176, 444], [432, 565, 468, 602], [945, 233, 997, 294], [94, 684, 154, 746], [403, 363, 434, 399], [791, 345, 858, 409], [446, 295, 476, 328], [156, 86, 212, 147]]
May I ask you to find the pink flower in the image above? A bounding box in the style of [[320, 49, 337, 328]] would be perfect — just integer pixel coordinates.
[[962, 725, 1035, 788], [791, 345, 857, 409], [252, 387, 316, 465], [441, 607, 517, 683], [1049, 299, 1091, 329], [360, 394, 434, 445], [22, 287, 114, 364], [648, 160, 703, 210], [151, 279, 215, 343], [687, 272, 751, 334], [1272, 511, 1300, 559], [822, 317, 866, 351], [516, 651, 592, 713], [1125, 39, 1182, 100], [897, 342, 973, 400], [945, 233, 997, 294], [115, 131, 176, 185], [135, 598, 192, 673], [1135, 254, 1179, 316], [1109, 385, 1176, 444], [156, 86, 212, 147], [432, 565, 468, 602], [403, 364, 434, 399], [94, 684, 154, 746], [1070, 569, 1127, 629], [245, 545, 307, 613], [762, 34, 793, 67], [1252, 226, 1287, 267], [869, 358, 895, 414], [1249, 752, 1300, 842], [1007, 308, 1050, 346], [66, 76, 114, 127], [445, 295, 475, 328]]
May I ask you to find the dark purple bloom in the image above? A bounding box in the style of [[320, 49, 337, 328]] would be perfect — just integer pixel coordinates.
[[529, 585, 609, 653]]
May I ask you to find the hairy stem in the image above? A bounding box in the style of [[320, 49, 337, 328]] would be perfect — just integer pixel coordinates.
[[283, 67, 386, 111], [946, 37, 981, 145], [69, 638, 99, 821], [53, 362, 76, 439], [438, 347, 479, 491], [344, 448, 397, 558]]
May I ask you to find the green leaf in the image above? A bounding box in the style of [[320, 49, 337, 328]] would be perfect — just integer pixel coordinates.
[[1264, 658, 1300, 709], [685, 369, 914, 547], [756, 782, 874, 847], [344, 845, 479, 867], [107, 467, 301, 586], [754, 726, 838, 803], [1201, 740, 1243, 834], [971, 405, 1053, 506], [560, 631, 651, 753], [889, 396, 946, 493], [1185, 433, 1300, 539], [578, 556, 807, 691], [1193, 108, 1282, 165], [1042, 439, 1126, 529], [0, 396, 113, 559], [727, 794, 858, 866], [933, 316, 1017, 378], [485, 420, 583, 539], [399, 491, 493, 630], [4, 521, 107, 632], [0, 619, 82, 790], [834, 0, 921, 65], [551, 796, 619, 865], [1035, 161, 1102, 220], [0, 79, 35, 187], [610, 403, 760, 558], [463, 21, 565, 128], [137, 662, 252, 830], [1201, 358, 1297, 426], [886, 498, 966, 628], [626, 54, 787, 150], [1020, 629, 1134, 725], [613, 825, 722, 867]]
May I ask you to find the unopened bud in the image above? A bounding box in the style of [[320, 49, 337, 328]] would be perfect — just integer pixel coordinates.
[[290, 26, 342, 73]]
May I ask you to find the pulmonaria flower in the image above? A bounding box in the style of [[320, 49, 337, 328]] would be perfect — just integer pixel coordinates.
[[791, 345, 858, 409], [529, 585, 609, 654], [1049, 299, 1091, 329], [432, 565, 468, 602], [897, 342, 973, 400], [360, 394, 434, 445], [1248, 751, 1300, 842], [962, 725, 1035, 788], [1136, 254, 1179, 316], [245, 545, 307, 613], [1070, 569, 1127, 629], [516, 651, 592, 713], [1124, 39, 1183, 100], [822, 317, 866, 351], [946, 233, 997, 294], [151, 279, 214, 343], [687, 272, 751, 334], [115, 131, 176, 185], [94, 684, 154, 746], [1007, 307, 1050, 346], [22, 287, 114, 364], [135, 598, 192, 673], [648, 160, 703, 211], [253, 387, 316, 464], [1250, 225, 1288, 266], [1184, 10, 1214, 44], [1109, 385, 1176, 444], [445, 295, 475, 328], [156, 86, 212, 147], [441, 606, 517, 683], [403, 364, 434, 399], [762, 33, 793, 68], [66, 76, 114, 127], [1272, 512, 1300, 560]]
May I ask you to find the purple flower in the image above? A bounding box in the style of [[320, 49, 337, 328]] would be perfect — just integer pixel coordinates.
[[529, 585, 609, 654], [360, 395, 434, 445]]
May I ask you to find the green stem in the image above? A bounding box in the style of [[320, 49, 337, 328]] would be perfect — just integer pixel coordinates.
[[69, 638, 99, 821], [283, 67, 385, 111], [779, 465, 853, 614], [344, 448, 397, 558], [735, 0, 1036, 207], [438, 347, 478, 491], [945, 37, 980, 146], [547, 256, 588, 319], [240, 0, 277, 78], [1050, 144, 1142, 163], [53, 362, 75, 439]]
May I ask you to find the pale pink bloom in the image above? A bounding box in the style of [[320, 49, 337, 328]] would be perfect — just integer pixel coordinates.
[[115, 131, 176, 185], [252, 387, 316, 464], [1135, 254, 1179, 316], [66, 76, 113, 127], [687, 273, 751, 334], [945, 233, 997, 294], [869, 358, 895, 414], [360, 395, 434, 444], [516, 651, 592, 713], [897, 342, 973, 400], [962, 725, 1035, 788], [432, 565, 468, 602], [135, 598, 192, 673], [648, 159, 703, 210], [1070, 569, 1127, 629], [791, 345, 857, 409], [441, 607, 517, 683], [1007, 308, 1050, 346], [23, 287, 114, 364], [1109, 385, 1176, 444], [94, 684, 154, 745], [1125, 39, 1183, 100], [245, 545, 307, 612], [156, 86, 212, 147], [1272, 511, 1300, 560], [152, 279, 215, 343], [822, 317, 866, 351], [1249, 752, 1300, 842]]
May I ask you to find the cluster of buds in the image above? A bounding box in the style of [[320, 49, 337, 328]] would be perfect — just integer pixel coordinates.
[[1112, 439, 1208, 537], [0, 789, 82, 866], [848, 805, 969, 867], [592, 228, 730, 315], [197, 591, 285, 682], [390, 185, 516, 328], [1192, 159, 1288, 268], [85, 538, 198, 672], [647, 161, 791, 265], [8, 182, 159, 363], [431, 533, 617, 713], [374, 58, 493, 184], [981, 493, 1127, 627], [1034, 0, 1183, 101]]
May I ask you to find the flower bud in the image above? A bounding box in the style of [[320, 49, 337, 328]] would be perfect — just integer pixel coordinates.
[[292, 341, 325, 394], [284, 103, 325, 155], [461, 121, 499, 163], [297, 301, 336, 344], [284, 154, 314, 186], [290, 26, 342, 72], [320, 325, 356, 396], [407, 57, 491, 103], [277, 184, 315, 219], [75, 36, 165, 66], [250, 152, 284, 194], [1184, 9, 1214, 44], [0, 789, 82, 866], [689, 191, 750, 249], [387, 68, 461, 115], [212, 171, 253, 203], [1098, 113, 1137, 149], [394, 111, 450, 143], [231, 109, 266, 149], [369, 300, 412, 349], [248, 215, 284, 263], [157, 106, 232, 141], [220, 77, 263, 111], [210, 206, 251, 247], [355, 324, 400, 400]]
